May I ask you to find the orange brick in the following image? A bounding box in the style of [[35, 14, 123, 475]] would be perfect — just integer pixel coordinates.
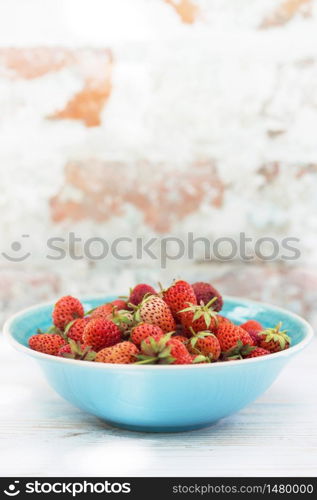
[[50, 159, 225, 232], [260, 0, 312, 28], [0, 48, 113, 127], [164, 0, 199, 24]]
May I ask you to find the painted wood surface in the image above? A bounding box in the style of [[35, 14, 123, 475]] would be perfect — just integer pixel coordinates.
[[0, 336, 316, 477]]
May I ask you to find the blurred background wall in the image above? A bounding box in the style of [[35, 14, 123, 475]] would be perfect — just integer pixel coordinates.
[[0, 0, 317, 327]]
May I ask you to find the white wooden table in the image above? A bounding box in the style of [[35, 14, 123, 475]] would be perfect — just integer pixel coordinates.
[[1, 335, 316, 477]]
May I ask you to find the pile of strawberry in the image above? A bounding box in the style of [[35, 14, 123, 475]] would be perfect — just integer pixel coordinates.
[[28, 280, 291, 365]]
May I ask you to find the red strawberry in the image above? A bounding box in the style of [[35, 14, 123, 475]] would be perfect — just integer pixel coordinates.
[[171, 334, 188, 345], [240, 319, 263, 346], [216, 320, 254, 353], [167, 339, 193, 365], [29, 333, 66, 356], [162, 280, 197, 321], [245, 347, 270, 359], [128, 284, 156, 306], [258, 322, 290, 353], [218, 315, 229, 324], [131, 323, 164, 347], [58, 340, 96, 361], [112, 299, 127, 310], [82, 318, 121, 351], [52, 296, 84, 330], [91, 299, 126, 319], [91, 304, 113, 319], [65, 317, 90, 343], [134, 295, 176, 333], [240, 320, 263, 333], [192, 282, 223, 312], [96, 341, 139, 364], [188, 330, 221, 361], [180, 298, 219, 333], [136, 333, 192, 365]]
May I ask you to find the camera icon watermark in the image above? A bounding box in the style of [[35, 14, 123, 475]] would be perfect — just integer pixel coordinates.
[[3, 481, 20, 496], [1, 235, 31, 262]]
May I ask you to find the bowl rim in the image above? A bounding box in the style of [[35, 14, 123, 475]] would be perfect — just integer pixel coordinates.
[[3, 294, 314, 370]]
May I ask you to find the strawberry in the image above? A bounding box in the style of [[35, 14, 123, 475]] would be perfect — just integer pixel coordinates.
[[96, 341, 139, 364], [180, 298, 219, 333], [258, 322, 290, 353], [91, 299, 126, 319], [112, 299, 127, 310], [188, 330, 221, 361], [162, 280, 197, 320], [91, 303, 114, 319], [29, 333, 66, 356], [157, 338, 193, 365], [192, 282, 223, 312], [131, 323, 164, 347], [58, 340, 96, 361], [136, 333, 192, 365], [216, 320, 254, 353], [82, 318, 122, 351], [128, 284, 156, 306], [240, 320, 263, 333], [171, 334, 188, 345], [52, 295, 84, 330], [134, 295, 176, 333], [217, 315, 229, 324], [244, 347, 270, 359], [65, 317, 90, 343], [240, 319, 263, 346]]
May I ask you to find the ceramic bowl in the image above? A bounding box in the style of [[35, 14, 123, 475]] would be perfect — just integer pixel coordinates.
[[4, 296, 313, 432]]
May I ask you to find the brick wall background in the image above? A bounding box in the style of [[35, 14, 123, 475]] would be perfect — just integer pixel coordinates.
[[0, 0, 317, 328]]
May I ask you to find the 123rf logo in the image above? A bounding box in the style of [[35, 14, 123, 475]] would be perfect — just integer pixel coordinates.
[[3, 481, 131, 496]]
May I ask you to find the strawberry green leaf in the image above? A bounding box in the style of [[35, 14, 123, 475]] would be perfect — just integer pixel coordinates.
[[204, 312, 211, 327], [64, 320, 76, 336], [192, 355, 209, 364], [149, 336, 158, 353], [158, 346, 172, 358], [193, 310, 203, 321], [134, 357, 157, 365], [190, 337, 198, 348]]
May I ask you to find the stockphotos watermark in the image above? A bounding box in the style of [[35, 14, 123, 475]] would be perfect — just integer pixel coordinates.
[[1, 232, 301, 268], [2, 480, 131, 496]]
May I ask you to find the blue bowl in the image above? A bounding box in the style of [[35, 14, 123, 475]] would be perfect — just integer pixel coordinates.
[[4, 296, 313, 432]]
